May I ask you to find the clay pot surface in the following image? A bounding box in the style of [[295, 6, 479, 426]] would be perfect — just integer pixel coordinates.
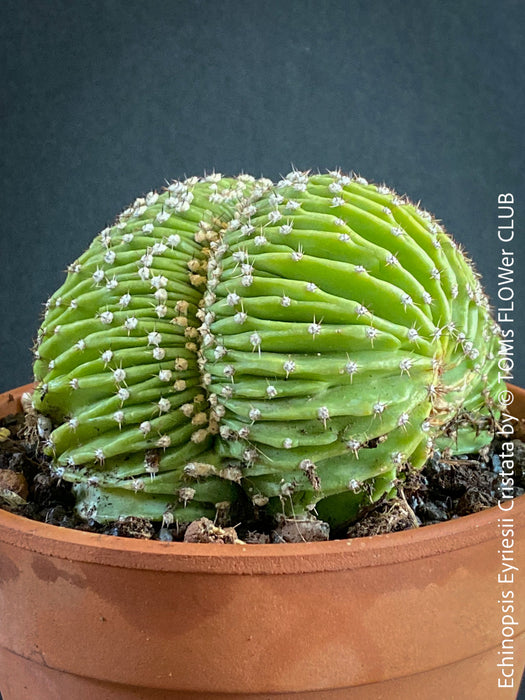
[[0, 384, 524, 699]]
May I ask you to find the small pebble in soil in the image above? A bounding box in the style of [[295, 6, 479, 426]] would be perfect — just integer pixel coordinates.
[[184, 517, 243, 544], [347, 500, 415, 538], [158, 527, 174, 542], [104, 516, 155, 539], [0, 469, 28, 500], [243, 531, 271, 544], [271, 516, 330, 543]]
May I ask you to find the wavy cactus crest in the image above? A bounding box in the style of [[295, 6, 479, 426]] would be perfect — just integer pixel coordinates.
[[32, 170, 504, 530]]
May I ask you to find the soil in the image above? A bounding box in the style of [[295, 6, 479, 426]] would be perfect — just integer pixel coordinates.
[[1, 409, 524, 543]]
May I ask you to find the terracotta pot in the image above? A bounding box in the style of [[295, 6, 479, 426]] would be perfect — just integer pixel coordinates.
[[0, 384, 524, 699]]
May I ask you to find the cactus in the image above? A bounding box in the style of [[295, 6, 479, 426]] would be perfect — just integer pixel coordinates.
[[32, 170, 504, 531]]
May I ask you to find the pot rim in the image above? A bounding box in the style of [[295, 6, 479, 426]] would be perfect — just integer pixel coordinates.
[[0, 383, 523, 576]]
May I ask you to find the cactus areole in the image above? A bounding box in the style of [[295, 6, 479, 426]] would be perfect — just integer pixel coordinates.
[[31, 171, 504, 532]]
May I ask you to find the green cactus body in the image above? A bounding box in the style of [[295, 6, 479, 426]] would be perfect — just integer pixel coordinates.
[[33, 174, 269, 522], [32, 170, 504, 529]]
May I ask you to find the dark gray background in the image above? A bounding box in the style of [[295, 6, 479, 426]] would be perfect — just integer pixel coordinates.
[[1, 0, 524, 393]]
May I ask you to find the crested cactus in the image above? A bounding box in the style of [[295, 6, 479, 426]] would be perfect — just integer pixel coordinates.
[[31, 170, 504, 532]]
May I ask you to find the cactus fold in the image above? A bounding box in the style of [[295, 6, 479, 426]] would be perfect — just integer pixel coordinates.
[[32, 170, 504, 529]]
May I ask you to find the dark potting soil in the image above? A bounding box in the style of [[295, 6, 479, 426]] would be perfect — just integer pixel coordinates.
[[1, 408, 524, 544]]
